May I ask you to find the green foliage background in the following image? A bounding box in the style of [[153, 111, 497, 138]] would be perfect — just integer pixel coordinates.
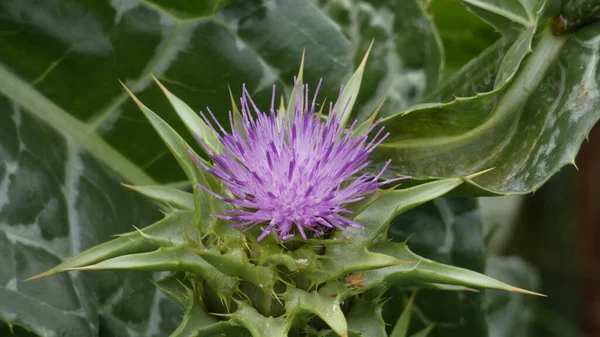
[[0, 0, 598, 336]]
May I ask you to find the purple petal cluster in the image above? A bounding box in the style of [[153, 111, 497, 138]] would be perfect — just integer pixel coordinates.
[[194, 82, 401, 241]]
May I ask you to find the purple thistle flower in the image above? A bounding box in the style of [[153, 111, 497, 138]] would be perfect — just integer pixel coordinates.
[[192, 81, 403, 242]]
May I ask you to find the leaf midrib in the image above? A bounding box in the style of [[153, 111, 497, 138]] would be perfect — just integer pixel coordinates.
[[0, 63, 157, 185], [0, 0, 352, 189], [380, 30, 568, 149]]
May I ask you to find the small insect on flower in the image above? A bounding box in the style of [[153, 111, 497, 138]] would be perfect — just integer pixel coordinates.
[[191, 81, 403, 242]]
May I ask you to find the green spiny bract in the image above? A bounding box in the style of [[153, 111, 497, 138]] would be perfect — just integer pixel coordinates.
[[31, 51, 540, 337]]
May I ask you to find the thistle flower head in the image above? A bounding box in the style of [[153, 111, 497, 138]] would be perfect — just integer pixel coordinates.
[[194, 81, 400, 241]]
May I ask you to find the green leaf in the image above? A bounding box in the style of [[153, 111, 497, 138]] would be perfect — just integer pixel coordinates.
[[0, 102, 182, 336], [388, 198, 486, 275], [284, 288, 348, 337], [562, 0, 600, 32], [224, 0, 351, 124], [425, 0, 541, 98], [315, 0, 443, 120], [349, 100, 385, 138], [153, 272, 191, 306], [122, 86, 203, 184], [161, 282, 250, 337], [377, 26, 600, 195], [0, 0, 354, 185], [461, 0, 545, 33], [122, 85, 217, 225], [308, 179, 466, 285], [346, 297, 387, 337], [124, 185, 195, 210], [423, 23, 537, 128], [394, 282, 477, 292], [377, 200, 543, 337], [230, 302, 289, 337], [390, 291, 416, 337], [308, 245, 404, 285], [72, 245, 238, 298], [0, 63, 157, 186], [493, 25, 536, 88], [153, 78, 223, 155], [385, 198, 489, 337], [190, 247, 277, 292], [0, 230, 97, 337], [423, 38, 510, 102], [426, 0, 500, 71], [32, 211, 195, 278], [351, 178, 465, 245], [367, 241, 541, 295], [228, 85, 246, 137], [142, 0, 231, 20], [285, 51, 305, 120], [189, 322, 251, 337], [334, 42, 373, 126], [0, 3, 361, 330], [169, 291, 218, 337]]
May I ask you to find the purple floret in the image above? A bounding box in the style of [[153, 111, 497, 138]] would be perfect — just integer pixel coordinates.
[[192, 81, 403, 241]]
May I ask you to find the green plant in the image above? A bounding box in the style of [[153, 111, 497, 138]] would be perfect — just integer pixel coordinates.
[[27, 56, 544, 336], [1, 0, 598, 336]]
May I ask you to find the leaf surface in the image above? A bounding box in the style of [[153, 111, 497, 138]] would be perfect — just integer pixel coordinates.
[[0, 100, 181, 336], [376, 26, 600, 195], [314, 0, 443, 120], [383, 198, 489, 337]]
